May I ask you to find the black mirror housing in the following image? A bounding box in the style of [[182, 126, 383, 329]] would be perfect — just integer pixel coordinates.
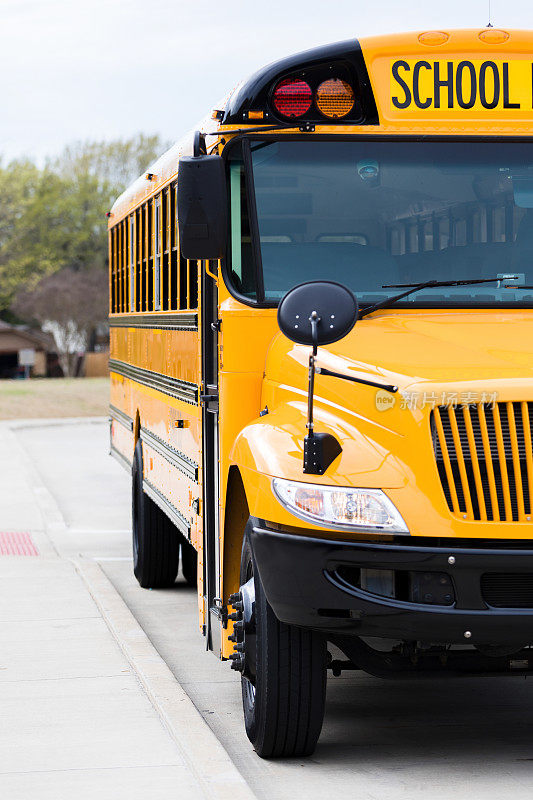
[[178, 155, 227, 260], [278, 281, 358, 347]]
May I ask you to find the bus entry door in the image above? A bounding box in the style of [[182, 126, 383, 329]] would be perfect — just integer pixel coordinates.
[[200, 260, 221, 654]]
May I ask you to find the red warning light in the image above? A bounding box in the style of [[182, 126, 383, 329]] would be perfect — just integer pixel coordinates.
[[272, 78, 312, 118]]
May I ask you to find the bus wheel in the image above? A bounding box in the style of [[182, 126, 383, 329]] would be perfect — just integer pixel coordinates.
[[180, 537, 197, 587], [229, 533, 327, 758], [131, 439, 180, 589]]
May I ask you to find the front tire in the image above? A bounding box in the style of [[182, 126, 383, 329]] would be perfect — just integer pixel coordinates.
[[236, 533, 327, 758], [132, 439, 180, 588]]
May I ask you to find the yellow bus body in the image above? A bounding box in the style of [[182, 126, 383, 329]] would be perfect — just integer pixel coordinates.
[[109, 29, 533, 667]]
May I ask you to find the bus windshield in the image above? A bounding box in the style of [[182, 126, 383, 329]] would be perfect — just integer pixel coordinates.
[[228, 139, 533, 307]]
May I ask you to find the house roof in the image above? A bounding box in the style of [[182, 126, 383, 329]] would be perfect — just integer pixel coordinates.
[[0, 321, 54, 352]]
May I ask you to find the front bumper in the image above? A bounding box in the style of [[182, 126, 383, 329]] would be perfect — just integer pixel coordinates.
[[248, 518, 533, 645]]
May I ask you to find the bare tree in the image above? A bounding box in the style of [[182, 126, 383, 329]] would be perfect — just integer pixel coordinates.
[[13, 268, 108, 376], [51, 135, 171, 194]]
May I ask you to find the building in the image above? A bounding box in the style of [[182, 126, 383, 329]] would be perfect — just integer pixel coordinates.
[[0, 322, 57, 378]]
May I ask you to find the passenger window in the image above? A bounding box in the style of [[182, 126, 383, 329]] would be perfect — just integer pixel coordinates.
[[154, 197, 161, 311]]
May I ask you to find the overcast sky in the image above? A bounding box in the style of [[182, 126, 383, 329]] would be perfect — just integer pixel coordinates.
[[2, 0, 533, 163]]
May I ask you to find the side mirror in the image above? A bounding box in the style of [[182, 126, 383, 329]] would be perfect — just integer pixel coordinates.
[[278, 281, 358, 347], [277, 281, 396, 475], [178, 155, 227, 260], [277, 282, 357, 475]]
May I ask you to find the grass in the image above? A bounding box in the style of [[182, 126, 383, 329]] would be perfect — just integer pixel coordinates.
[[0, 378, 109, 419]]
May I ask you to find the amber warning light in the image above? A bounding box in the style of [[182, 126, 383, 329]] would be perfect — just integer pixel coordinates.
[[272, 76, 356, 119], [316, 78, 355, 118]]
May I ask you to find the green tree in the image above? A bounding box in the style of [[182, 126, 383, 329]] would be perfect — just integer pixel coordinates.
[[51, 133, 171, 196], [0, 134, 169, 310], [1, 169, 110, 306], [0, 160, 42, 305]]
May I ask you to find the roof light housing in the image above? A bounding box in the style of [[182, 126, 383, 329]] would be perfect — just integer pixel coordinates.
[[269, 66, 361, 124], [479, 28, 509, 44], [418, 30, 449, 46], [221, 42, 377, 126]]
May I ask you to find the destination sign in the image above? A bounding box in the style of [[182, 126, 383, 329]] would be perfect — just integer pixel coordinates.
[[390, 59, 532, 113]]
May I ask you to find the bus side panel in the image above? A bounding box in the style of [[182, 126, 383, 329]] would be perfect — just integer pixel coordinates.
[[109, 322, 203, 554], [142, 433, 201, 546], [110, 325, 198, 387], [109, 373, 135, 466]]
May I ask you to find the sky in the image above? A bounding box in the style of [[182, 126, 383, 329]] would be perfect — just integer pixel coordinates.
[[2, 0, 533, 163]]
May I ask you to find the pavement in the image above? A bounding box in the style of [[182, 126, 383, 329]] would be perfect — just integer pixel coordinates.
[[4, 417, 533, 799], [0, 420, 253, 800]]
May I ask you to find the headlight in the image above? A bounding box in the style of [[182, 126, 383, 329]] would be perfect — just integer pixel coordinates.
[[272, 478, 409, 534]]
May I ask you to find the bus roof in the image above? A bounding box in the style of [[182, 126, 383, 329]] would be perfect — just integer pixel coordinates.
[[109, 28, 533, 225]]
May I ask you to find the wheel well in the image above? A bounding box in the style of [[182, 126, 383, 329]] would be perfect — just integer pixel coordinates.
[[222, 466, 249, 604]]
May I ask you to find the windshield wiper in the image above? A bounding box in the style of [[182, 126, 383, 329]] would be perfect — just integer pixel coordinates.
[[359, 277, 518, 319]]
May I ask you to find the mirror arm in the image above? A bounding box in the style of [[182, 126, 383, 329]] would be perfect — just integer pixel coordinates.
[[307, 352, 316, 436], [193, 130, 207, 157], [315, 366, 398, 394], [306, 312, 320, 436], [302, 312, 343, 475], [204, 261, 219, 282], [306, 312, 319, 436]]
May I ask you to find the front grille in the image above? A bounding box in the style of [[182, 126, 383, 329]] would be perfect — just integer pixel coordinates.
[[431, 402, 533, 522], [481, 573, 533, 607]]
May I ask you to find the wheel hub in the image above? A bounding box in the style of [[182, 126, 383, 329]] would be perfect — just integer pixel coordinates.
[[228, 577, 256, 681]]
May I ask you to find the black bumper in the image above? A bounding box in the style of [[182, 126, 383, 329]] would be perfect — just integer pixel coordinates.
[[248, 519, 533, 645]]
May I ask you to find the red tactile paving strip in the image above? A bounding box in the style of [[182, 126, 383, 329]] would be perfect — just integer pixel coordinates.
[[0, 532, 39, 556]]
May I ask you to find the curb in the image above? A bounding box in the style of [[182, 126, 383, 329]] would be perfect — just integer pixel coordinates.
[[7, 416, 107, 430], [75, 558, 257, 800]]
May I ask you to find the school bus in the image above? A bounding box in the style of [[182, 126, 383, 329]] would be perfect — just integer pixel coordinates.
[[109, 28, 533, 758]]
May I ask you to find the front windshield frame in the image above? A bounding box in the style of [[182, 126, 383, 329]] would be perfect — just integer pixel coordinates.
[[221, 134, 533, 311]]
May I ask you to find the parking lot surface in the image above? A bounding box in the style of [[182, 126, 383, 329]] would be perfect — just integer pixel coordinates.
[[9, 418, 533, 799]]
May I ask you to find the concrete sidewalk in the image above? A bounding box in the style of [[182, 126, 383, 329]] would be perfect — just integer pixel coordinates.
[[0, 557, 204, 799], [0, 421, 255, 800]]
